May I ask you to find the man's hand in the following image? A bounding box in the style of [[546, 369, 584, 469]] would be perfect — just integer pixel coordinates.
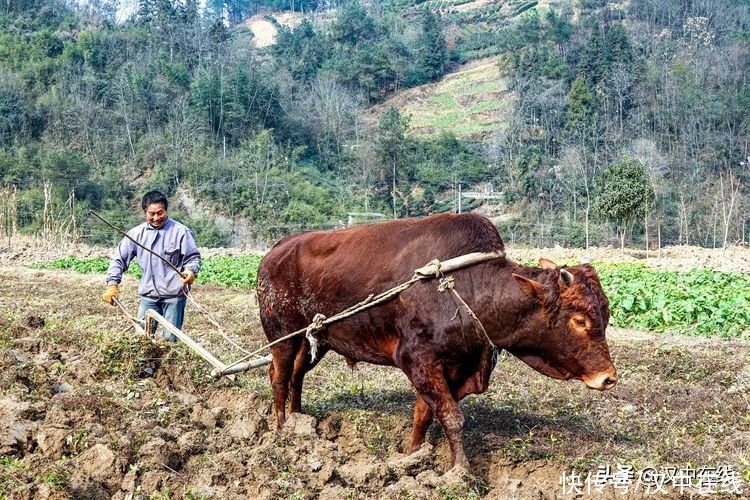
[[102, 284, 119, 305], [181, 270, 196, 285]]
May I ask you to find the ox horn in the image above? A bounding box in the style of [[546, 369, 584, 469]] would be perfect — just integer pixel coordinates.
[[560, 268, 574, 287]]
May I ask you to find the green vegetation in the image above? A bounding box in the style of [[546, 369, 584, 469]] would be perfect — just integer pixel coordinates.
[[599, 264, 750, 339], [33, 256, 750, 338], [198, 255, 263, 288], [0, 455, 26, 496], [33, 255, 260, 288], [39, 465, 68, 488], [594, 159, 655, 252], [33, 256, 142, 278], [397, 59, 509, 138]]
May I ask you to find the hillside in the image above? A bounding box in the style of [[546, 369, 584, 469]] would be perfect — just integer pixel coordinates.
[[0, 0, 747, 250], [365, 57, 512, 140]]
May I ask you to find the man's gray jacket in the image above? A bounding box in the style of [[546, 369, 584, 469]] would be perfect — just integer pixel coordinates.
[[106, 218, 201, 299]]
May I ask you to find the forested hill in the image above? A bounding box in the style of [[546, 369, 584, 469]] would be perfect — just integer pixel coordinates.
[[0, 0, 748, 249]]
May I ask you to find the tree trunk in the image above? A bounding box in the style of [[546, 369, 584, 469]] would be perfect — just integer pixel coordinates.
[[644, 200, 649, 258], [392, 160, 397, 219]]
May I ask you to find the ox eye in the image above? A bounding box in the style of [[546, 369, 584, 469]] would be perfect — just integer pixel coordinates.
[[573, 317, 587, 327]]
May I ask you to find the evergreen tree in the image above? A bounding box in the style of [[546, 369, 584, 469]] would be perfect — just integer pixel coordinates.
[[376, 107, 410, 218], [565, 75, 597, 131], [137, 0, 157, 26], [273, 20, 324, 82], [578, 23, 605, 84], [330, 1, 376, 47], [419, 12, 447, 82], [545, 9, 573, 54], [604, 24, 633, 69], [594, 158, 655, 252]]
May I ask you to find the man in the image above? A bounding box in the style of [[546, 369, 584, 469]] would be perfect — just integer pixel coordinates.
[[102, 190, 201, 341]]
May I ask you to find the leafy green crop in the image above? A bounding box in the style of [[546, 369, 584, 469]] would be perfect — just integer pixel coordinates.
[[597, 263, 750, 339], [33, 257, 750, 338], [198, 255, 262, 288], [34, 256, 142, 277], [33, 255, 261, 288]]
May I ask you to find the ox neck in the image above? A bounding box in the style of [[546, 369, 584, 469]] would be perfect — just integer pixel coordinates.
[[463, 260, 553, 350]]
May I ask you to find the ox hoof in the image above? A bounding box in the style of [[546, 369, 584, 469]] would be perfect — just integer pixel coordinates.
[[281, 412, 317, 437], [443, 463, 474, 481]]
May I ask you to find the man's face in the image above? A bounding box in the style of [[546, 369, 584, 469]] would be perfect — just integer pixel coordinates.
[[145, 202, 168, 228]]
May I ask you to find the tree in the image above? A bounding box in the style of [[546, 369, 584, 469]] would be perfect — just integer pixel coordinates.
[[565, 75, 596, 131], [578, 23, 606, 84], [0, 71, 32, 145], [330, 1, 376, 48], [594, 158, 655, 253], [376, 107, 410, 218], [418, 12, 447, 82], [544, 9, 573, 56]]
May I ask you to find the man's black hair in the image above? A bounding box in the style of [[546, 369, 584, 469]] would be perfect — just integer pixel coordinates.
[[142, 190, 168, 211]]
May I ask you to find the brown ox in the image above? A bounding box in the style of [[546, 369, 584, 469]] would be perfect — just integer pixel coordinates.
[[256, 213, 616, 470]]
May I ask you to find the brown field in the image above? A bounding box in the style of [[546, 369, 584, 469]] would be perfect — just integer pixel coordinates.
[[2, 245, 750, 498]]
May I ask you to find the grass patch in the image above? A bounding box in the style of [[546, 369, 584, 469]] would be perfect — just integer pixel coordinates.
[[395, 59, 509, 138], [33, 254, 263, 289], [39, 464, 69, 488]]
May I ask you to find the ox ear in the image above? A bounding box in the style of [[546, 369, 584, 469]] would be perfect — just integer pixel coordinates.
[[559, 268, 575, 288], [539, 258, 558, 270], [513, 274, 546, 302]]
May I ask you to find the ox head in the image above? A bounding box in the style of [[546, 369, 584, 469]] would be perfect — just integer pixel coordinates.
[[509, 258, 617, 391]]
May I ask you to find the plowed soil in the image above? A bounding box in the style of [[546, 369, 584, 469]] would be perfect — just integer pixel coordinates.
[[2, 244, 750, 499]]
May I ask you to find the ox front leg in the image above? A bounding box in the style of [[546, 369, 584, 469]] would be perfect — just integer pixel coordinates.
[[288, 342, 310, 414], [435, 399, 469, 471], [409, 394, 434, 453]]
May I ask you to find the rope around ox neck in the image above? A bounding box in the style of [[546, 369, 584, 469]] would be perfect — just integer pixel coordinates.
[[438, 276, 494, 348]]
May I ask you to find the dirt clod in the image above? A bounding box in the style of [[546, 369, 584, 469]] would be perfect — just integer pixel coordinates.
[[283, 412, 318, 437], [387, 443, 435, 476], [141, 437, 181, 469], [34, 423, 70, 458], [76, 443, 120, 484]]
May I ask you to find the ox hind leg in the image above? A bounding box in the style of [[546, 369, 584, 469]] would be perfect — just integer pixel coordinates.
[[269, 336, 305, 430], [288, 342, 328, 414], [409, 394, 433, 453]]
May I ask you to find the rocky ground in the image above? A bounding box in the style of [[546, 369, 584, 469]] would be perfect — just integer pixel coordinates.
[[2, 244, 750, 499]]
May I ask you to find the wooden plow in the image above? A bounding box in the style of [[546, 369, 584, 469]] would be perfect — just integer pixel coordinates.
[[112, 297, 272, 378]]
